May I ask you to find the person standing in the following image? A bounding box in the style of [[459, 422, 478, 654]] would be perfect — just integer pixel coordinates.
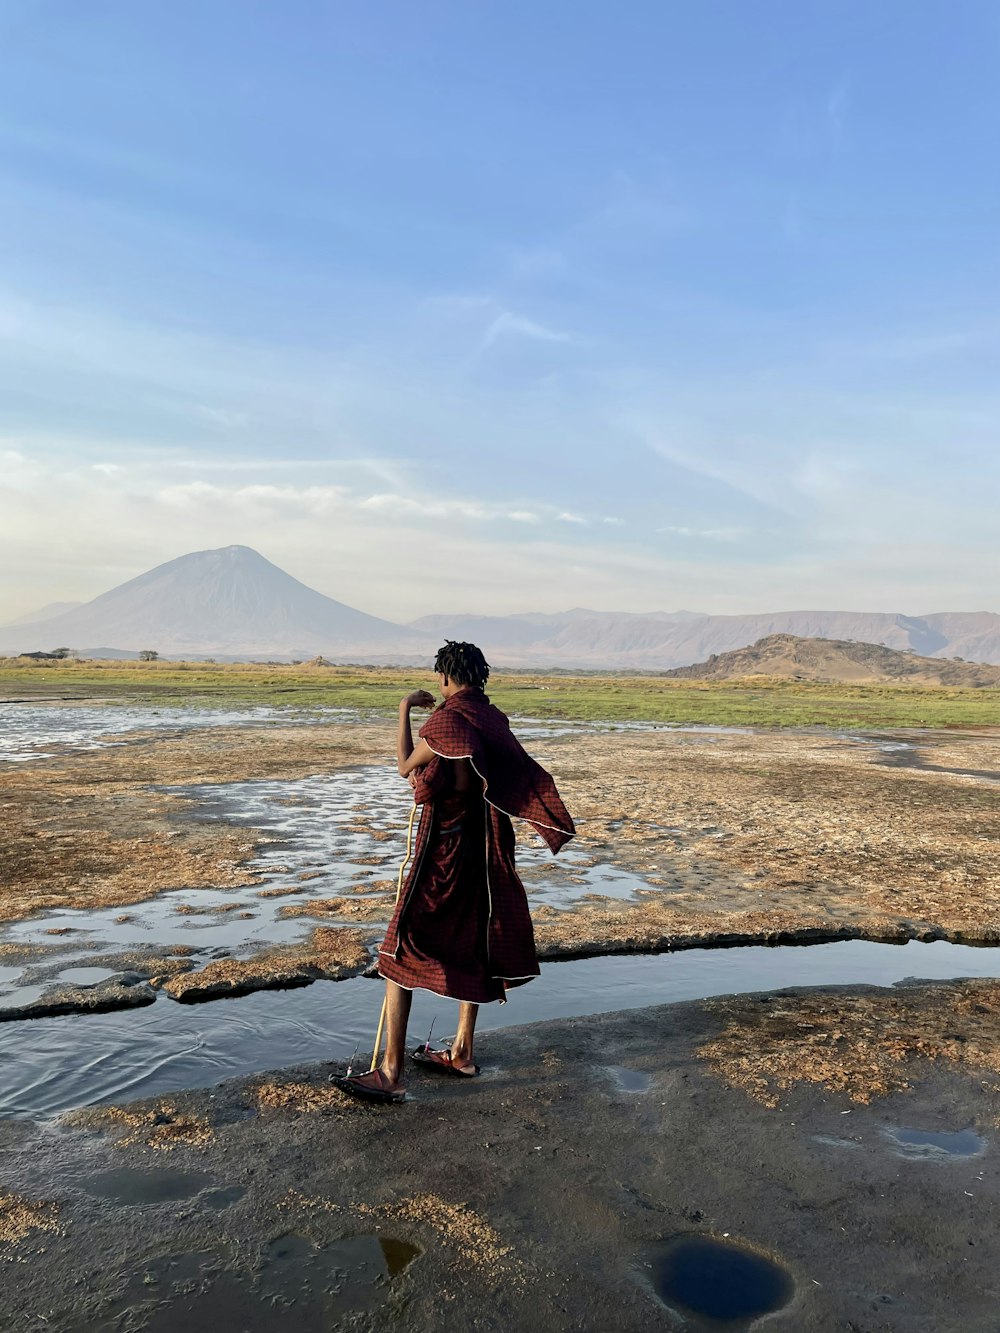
[[338, 641, 574, 1103]]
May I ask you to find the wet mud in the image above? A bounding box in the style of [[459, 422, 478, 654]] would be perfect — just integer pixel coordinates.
[[160, 927, 372, 1001], [3, 982, 1000, 1331]]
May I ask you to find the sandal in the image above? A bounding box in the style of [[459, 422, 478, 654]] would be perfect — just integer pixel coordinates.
[[332, 1069, 406, 1104], [411, 1043, 480, 1077]]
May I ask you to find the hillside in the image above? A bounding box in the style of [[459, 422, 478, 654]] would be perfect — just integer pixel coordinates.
[[0, 546, 421, 658], [415, 609, 1000, 668], [661, 634, 1000, 687]]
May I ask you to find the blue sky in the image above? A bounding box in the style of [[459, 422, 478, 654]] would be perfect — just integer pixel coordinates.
[[1, 0, 997, 621]]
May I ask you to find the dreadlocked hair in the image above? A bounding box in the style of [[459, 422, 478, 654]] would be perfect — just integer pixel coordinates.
[[434, 640, 491, 691]]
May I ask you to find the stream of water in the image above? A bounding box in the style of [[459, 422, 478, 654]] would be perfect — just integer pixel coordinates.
[[2, 939, 998, 1120]]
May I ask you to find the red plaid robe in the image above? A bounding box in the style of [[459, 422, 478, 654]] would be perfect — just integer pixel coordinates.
[[378, 689, 574, 1001]]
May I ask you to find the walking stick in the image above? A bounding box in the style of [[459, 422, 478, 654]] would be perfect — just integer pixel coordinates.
[[368, 801, 419, 1073]]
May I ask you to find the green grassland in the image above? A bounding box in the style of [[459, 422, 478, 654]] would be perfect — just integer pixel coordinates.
[[3, 657, 999, 730]]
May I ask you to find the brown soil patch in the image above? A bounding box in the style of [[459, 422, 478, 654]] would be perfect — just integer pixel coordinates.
[[174, 901, 245, 915], [162, 926, 371, 1000], [0, 720, 392, 924], [89, 952, 191, 977], [536, 728, 1000, 948], [358, 1193, 519, 1283], [278, 896, 395, 923], [0, 1193, 62, 1248], [63, 1101, 213, 1151], [254, 1080, 355, 1114], [698, 979, 1000, 1108]]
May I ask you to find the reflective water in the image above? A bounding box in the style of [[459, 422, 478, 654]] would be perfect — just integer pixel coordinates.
[[0, 763, 653, 1012], [605, 1067, 652, 1094], [647, 1234, 795, 1324], [886, 1127, 985, 1159], [0, 701, 744, 765], [3, 939, 999, 1120], [82, 1167, 222, 1205], [0, 701, 370, 763]]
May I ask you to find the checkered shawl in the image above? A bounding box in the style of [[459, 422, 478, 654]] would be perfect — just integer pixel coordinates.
[[418, 690, 575, 852]]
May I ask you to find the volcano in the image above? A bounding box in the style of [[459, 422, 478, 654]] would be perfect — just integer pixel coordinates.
[[0, 546, 422, 659]]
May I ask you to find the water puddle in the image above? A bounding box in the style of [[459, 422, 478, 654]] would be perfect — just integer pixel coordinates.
[[0, 764, 658, 992], [606, 1066, 652, 1094], [0, 701, 737, 767], [885, 1127, 985, 1160], [3, 938, 999, 1120], [646, 1234, 795, 1325], [0, 701, 367, 763], [82, 1167, 220, 1205], [96, 1231, 417, 1331], [52, 967, 119, 987], [0, 983, 50, 1012]]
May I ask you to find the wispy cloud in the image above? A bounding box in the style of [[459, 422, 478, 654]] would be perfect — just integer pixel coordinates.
[[480, 310, 573, 350], [659, 525, 750, 541]]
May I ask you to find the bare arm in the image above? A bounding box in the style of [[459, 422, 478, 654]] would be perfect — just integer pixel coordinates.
[[397, 690, 436, 777]]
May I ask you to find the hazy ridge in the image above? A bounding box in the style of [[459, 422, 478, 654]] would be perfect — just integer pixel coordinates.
[[2, 546, 998, 669]]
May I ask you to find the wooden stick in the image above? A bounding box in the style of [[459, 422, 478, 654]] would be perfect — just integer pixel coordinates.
[[369, 801, 419, 1073]]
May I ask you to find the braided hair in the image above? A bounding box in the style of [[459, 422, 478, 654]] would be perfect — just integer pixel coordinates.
[[434, 640, 490, 691]]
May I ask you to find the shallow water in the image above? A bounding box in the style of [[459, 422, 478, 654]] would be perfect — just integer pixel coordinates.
[[3, 939, 998, 1121], [0, 700, 365, 763], [82, 1166, 221, 1205], [0, 763, 652, 1005], [647, 1234, 795, 1324], [0, 700, 742, 765], [885, 1127, 985, 1159], [606, 1066, 653, 1094]]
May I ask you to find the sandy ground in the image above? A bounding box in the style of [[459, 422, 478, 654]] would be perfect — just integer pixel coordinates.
[[539, 725, 1000, 952], [2, 981, 1000, 1331], [3, 722, 1000, 985]]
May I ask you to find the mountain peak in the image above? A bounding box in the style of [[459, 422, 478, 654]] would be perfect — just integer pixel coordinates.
[[0, 547, 417, 656]]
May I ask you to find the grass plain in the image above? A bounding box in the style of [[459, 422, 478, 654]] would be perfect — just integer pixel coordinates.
[[2, 656, 1000, 729]]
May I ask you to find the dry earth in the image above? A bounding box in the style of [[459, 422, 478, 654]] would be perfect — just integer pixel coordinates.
[[0, 722, 392, 924], [3, 718, 1000, 983], [536, 726, 1000, 953]]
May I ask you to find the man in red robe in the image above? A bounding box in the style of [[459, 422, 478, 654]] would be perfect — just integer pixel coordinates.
[[338, 641, 574, 1104]]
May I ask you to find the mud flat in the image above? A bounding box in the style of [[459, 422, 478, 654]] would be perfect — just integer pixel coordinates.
[[3, 979, 1000, 1331], [3, 717, 1000, 1018], [540, 724, 1000, 954], [3, 720, 999, 958]]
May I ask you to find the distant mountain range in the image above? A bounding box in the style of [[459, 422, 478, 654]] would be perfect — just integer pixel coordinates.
[[663, 634, 1000, 687], [2, 545, 999, 669]]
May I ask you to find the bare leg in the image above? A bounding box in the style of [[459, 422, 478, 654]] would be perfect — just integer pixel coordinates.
[[450, 1002, 479, 1070], [379, 980, 412, 1089]]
